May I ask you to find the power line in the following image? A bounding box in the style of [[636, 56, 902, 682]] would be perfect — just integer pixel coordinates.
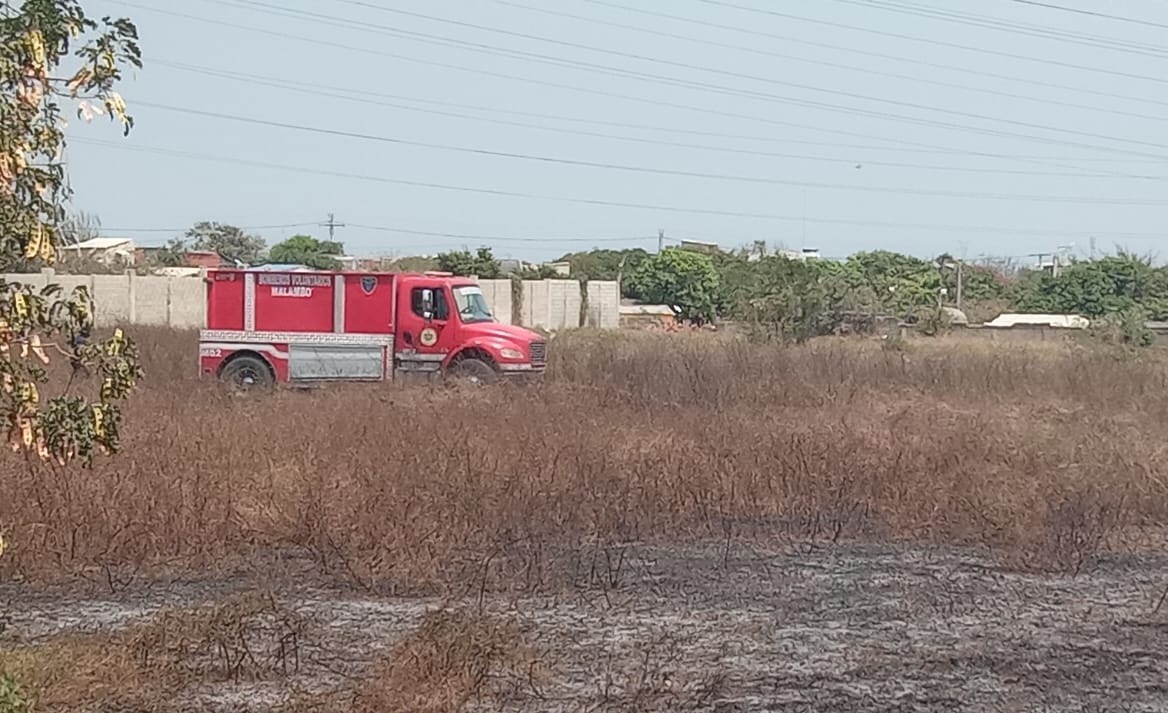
[[115, 1, 1153, 175], [100, 221, 318, 233], [150, 59, 1165, 181], [828, 0, 1168, 58], [1009, 0, 1168, 30], [496, 0, 1168, 125], [219, 0, 1168, 159], [69, 136, 1168, 241], [345, 224, 657, 244], [581, 0, 1168, 118], [696, 0, 1168, 87], [131, 100, 1168, 205]]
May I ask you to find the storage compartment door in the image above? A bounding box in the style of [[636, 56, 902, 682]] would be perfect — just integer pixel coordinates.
[[288, 344, 384, 380]]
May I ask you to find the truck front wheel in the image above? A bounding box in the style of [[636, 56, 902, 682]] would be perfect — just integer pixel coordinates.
[[219, 354, 275, 391], [447, 357, 498, 387]]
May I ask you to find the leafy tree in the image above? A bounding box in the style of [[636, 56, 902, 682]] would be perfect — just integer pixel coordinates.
[[629, 248, 720, 324], [147, 237, 188, 268], [268, 234, 344, 270], [0, 0, 143, 467], [1011, 254, 1168, 319], [840, 250, 941, 317], [733, 256, 842, 343], [555, 248, 649, 296], [517, 263, 562, 279], [184, 221, 266, 265], [436, 246, 501, 278]]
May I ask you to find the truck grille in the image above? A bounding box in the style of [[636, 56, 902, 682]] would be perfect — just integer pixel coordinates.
[[530, 341, 546, 366]]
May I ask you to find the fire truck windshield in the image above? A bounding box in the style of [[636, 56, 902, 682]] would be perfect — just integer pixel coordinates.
[[452, 285, 494, 323]]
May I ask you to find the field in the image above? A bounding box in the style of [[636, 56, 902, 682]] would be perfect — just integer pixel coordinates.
[[2, 329, 1168, 712]]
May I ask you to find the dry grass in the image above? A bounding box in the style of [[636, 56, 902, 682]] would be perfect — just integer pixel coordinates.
[[2, 327, 1167, 593], [0, 592, 311, 711], [350, 608, 544, 713]]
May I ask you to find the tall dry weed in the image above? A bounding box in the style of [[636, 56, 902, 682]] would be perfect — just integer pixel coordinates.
[[1, 327, 1166, 589]]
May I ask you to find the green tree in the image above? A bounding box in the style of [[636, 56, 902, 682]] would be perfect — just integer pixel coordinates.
[[629, 248, 720, 324], [1012, 254, 1168, 319], [436, 246, 501, 278], [516, 263, 562, 279], [148, 237, 188, 268], [555, 248, 649, 297], [0, 0, 143, 467], [184, 221, 266, 265], [839, 250, 942, 317], [268, 234, 344, 270]]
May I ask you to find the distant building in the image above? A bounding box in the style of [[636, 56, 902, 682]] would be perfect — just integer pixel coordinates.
[[777, 248, 821, 261], [60, 237, 135, 267], [985, 313, 1090, 329], [619, 299, 676, 329], [679, 239, 719, 254]]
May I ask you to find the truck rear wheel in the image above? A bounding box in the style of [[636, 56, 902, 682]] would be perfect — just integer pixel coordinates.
[[447, 357, 498, 387], [219, 354, 274, 391]]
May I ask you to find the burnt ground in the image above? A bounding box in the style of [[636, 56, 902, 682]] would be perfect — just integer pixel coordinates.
[[3, 542, 1168, 712]]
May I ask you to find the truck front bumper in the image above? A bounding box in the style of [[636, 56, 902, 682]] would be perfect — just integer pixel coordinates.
[[498, 363, 546, 380]]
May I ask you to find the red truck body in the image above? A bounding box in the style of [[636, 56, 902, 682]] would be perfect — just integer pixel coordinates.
[[198, 268, 546, 386]]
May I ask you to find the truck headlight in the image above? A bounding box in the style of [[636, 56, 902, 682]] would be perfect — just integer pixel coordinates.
[[499, 348, 525, 360]]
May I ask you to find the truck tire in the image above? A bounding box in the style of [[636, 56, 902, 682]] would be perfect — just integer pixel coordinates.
[[447, 357, 498, 387], [219, 354, 274, 391]]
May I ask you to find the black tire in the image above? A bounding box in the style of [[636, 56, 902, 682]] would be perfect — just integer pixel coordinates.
[[219, 354, 274, 391], [446, 357, 498, 387]]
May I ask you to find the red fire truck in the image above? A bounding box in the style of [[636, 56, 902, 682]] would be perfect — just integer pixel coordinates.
[[198, 268, 547, 388]]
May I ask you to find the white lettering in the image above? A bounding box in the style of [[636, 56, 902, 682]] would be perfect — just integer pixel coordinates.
[[200, 348, 222, 358], [292, 274, 332, 287], [272, 286, 313, 297], [257, 274, 290, 286]]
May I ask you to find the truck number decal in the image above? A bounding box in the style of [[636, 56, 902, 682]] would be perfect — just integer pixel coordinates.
[[200, 348, 223, 358]]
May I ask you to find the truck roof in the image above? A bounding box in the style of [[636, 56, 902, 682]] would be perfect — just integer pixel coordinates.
[[206, 267, 477, 282]]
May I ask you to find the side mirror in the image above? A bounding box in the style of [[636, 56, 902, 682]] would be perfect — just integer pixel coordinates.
[[421, 288, 435, 321]]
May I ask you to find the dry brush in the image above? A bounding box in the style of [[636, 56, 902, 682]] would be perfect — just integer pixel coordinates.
[[2, 328, 1166, 592]]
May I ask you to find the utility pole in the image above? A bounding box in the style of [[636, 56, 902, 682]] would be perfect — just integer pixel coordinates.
[[322, 213, 345, 242], [658, 228, 665, 253], [956, 259, 964, 312]]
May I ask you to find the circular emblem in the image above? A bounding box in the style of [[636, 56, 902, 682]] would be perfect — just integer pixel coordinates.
[[419, 327, 439, 347]]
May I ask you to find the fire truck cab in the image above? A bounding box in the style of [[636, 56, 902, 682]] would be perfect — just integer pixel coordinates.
[[198, 268, 546, 388]]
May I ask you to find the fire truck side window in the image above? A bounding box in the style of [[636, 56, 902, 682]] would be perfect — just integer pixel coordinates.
[[411, 287, 449, 320]]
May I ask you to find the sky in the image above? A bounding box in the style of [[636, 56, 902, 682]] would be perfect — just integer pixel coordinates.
[[62, 0, 1168, 263]]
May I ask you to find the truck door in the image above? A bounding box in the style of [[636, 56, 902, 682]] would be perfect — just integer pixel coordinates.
[[396, 282, 458, 370]]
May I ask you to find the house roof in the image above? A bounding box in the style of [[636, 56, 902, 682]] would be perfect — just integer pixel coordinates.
[[61, 237, 133, 251], [985, 313, 1089, 329], [247, 263, 319, 272], [153, 267, 203, 278]]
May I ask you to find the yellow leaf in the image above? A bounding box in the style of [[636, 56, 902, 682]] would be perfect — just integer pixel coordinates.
[[27, 30, 46, 69], [24, 223, 43, 259]]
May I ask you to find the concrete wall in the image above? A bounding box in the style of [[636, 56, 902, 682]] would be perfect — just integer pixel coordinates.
[[0, 270, 620, 332], [520, 280, 583, 331]]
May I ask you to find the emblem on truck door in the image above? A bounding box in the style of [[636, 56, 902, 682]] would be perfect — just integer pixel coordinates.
[[419, 327, 438, 347], [360, 276, 377, 295]]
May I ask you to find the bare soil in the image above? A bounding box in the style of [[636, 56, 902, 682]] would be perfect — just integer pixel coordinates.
[[4, 541, 1167, 712]]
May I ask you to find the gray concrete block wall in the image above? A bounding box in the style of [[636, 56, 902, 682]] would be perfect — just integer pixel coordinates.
[[90, 274, 133, 326], [586, 281, 620, 329], [170, 278, 205, 328], [0, 272, 622, 331]]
